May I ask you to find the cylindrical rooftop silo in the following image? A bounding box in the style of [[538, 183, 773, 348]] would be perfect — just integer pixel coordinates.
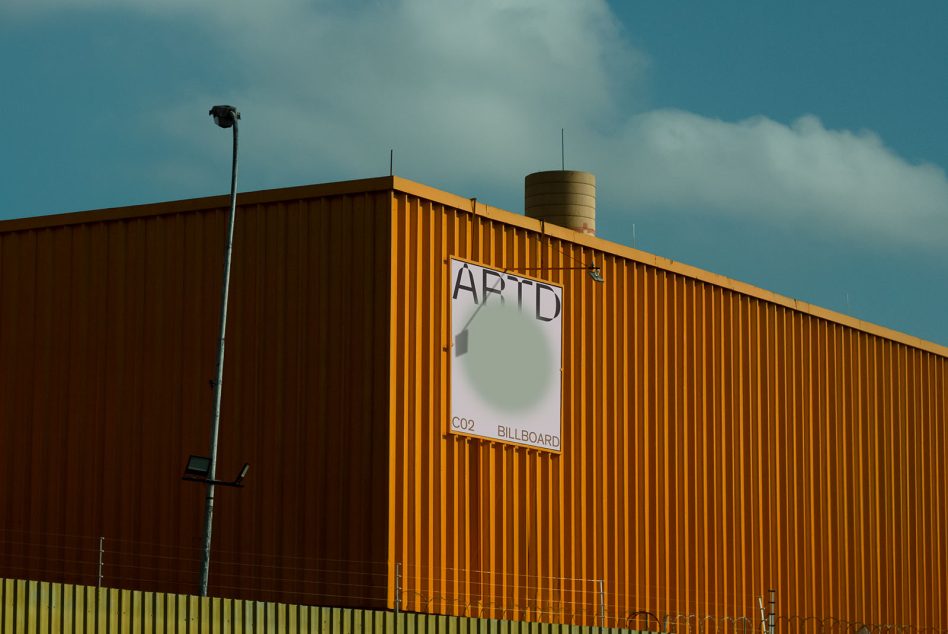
[[525, 170, 596, 236]]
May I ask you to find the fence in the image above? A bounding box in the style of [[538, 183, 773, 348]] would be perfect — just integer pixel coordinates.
[[0, 529, 387, 609], [2, 529, 946, 633], [398, 561, 606, 626], [1, 577, 648, 634]]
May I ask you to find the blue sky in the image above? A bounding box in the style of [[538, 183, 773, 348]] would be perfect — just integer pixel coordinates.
[[2, 0, 947, 345]]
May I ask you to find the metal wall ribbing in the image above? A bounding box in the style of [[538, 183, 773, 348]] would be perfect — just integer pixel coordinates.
[[387, 188, 948, 629]]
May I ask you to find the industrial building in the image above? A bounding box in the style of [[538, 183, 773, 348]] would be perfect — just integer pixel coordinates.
[[0, 173, 945, 631]]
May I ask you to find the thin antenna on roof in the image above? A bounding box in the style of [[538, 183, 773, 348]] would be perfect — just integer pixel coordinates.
[[561, 128, 565, 170], [632, 224, 637, 249], [389, 149, 394, 176]]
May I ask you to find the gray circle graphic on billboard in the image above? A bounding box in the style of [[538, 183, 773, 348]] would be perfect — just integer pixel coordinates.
[[460, 302, 552, 412]]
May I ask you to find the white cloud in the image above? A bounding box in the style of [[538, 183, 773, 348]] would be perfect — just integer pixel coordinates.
[[105, 0, 636, 203], [601, 110, 948, 246], [6, 0, 947, 248]]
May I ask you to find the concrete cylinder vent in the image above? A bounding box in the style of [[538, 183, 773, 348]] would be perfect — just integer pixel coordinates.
[[525, 170, 596, 236]]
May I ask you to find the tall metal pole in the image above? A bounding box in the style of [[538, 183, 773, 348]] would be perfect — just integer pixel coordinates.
[[199, 107, 240, 596]]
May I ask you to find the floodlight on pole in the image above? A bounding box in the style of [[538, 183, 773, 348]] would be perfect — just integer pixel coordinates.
[[183, 455, 249, 487], [185, 455, 212, 479], [199, 104, 241, 598]]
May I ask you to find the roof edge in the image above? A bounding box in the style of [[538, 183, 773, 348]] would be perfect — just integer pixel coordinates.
[[390, 176, 948, 359], [0, 176, 397, 234], [3, 174, 945, 358]]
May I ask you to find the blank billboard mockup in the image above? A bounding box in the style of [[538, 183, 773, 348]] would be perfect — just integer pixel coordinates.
[[449, 258, 562, 451]]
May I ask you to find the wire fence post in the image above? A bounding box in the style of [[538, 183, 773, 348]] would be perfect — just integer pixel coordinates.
[[768, 589, 775, 634], [598, 579, 605, 629], [97, 536, 104, 588], [395, 562, 402, 615]]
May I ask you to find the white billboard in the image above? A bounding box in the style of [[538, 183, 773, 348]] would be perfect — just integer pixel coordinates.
[[449, 258, 562, 451]]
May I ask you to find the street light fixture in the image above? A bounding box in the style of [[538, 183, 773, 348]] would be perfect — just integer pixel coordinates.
[[195, 104, 241, 597], [209, 105, 239, 129]]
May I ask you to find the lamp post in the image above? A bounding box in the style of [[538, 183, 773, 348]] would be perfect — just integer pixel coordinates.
[[199, 104, 240, 597]]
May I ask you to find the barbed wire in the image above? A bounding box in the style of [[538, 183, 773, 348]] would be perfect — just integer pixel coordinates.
[[0, 532, 388, 567], [401, 590, 601, 624], [401, 561, 602, 583], [2, 532, 947, 634], [613, 612, 948, 634]]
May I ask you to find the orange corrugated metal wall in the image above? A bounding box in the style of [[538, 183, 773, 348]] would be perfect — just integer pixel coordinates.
[[3, 182, 946, 629], [387, 192, 948, 629], [0, 191, 391, 606]]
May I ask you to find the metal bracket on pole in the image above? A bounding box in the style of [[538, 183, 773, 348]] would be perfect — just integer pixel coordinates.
[[598, 579, 605, 629], [757, 596, 767, 634], [395, 562, 402, 615]]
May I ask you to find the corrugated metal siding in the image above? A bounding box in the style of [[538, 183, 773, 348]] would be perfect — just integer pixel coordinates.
[[1, 577, 650, 634], [0, 191, 392, 606], [387, 191, 948, 629], [3, 177, 947, 630]]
